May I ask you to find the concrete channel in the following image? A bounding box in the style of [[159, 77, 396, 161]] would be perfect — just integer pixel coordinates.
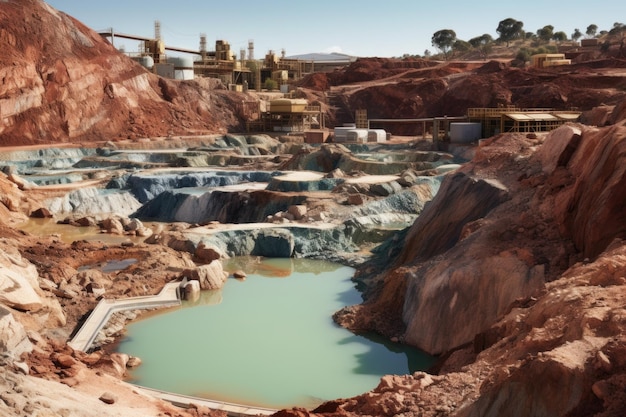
[[68, 281, 277, 416]]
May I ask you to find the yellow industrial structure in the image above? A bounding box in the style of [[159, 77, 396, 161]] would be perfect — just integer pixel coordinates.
[[531, 53, 572, 68], [246, 98, 324, 133], [99, 21, 353, 90], [467, 107, 581, 137], [192, 39, 252, 87]]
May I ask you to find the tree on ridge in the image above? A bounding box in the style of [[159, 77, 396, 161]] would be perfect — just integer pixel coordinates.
[[469, 34, 494, 59], [537, 25, 554, 43], [586, 24, 598, 38], [553, 31, 568, 43], [431, 29, 457, 60], [497, 18, 524, 46]]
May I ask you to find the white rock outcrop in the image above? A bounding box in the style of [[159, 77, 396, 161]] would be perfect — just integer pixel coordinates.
[[0, 246, 43, 312], [0, 305, 33, 360], [183, 261, 228, 290]]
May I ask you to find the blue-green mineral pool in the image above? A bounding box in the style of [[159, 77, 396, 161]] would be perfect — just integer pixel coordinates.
[[116, 257, 435, 409]]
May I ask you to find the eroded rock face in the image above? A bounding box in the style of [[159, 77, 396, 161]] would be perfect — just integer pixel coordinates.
[[46, 188, 141, 218], [252, 228, 295, 257], [344, 124, 626, 357], [0, 306, 33, 360], [403, 249, 545, 354], [0, 0, 244, 146], [554, 125, 626, 259], [0, 245, 43, 311], [323, 126, 626, 417], [397, 171, 510, 264]]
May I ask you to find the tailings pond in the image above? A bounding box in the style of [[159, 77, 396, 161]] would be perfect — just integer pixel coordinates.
[[116, 257, 436, 409]]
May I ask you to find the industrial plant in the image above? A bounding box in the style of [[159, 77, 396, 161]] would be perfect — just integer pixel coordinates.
[[99, 21, 355, 91], [98, 22, 582, 144]]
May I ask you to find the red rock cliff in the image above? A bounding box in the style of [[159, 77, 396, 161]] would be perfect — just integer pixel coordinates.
[[0, 0, 245, 146]]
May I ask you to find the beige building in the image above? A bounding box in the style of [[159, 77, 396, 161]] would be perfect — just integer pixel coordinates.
[[531, 53, 571, 68]]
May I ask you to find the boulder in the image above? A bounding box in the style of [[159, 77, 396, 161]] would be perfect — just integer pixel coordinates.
[[287, 205, 307, 220], [124, 218, 143, 232], [0, 306, 33, 360], [54, 354, 77, 369], [233, 270, 247, 279], [326, 168, 345, 178], [136, 226, 153, 237], [126, 356, 142, 368], [100, 217, 124, 235], [0, 244, 40, 286], [183, 261, 228, 290], [99, 392, 117, 405], [397, 170, 419, 187], [370, 181, 402, 197], [347, 194, 365, 205], [110, 353, 129, 376], [194, 242, 224, 263], [534, 124, 582, 175], [30, 207, 52, 218], [0, 261, 43, 312], [74, 216, 98, 227], [183, 280, 200, 301], [85, 282, 106, 297], [73, 269, 106, 286]]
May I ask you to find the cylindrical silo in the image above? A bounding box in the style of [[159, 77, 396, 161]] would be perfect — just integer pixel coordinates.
[[171, 56, 194, 80]]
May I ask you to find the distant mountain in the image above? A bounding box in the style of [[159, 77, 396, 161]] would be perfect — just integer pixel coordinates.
[[285, 52, 357, 63]]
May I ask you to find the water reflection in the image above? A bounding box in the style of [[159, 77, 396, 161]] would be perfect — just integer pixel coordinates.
[[183, 288, 223, 307], [223, 256, 344, 278], [340, 331, 435, 376], [18, 218, 138, 245]]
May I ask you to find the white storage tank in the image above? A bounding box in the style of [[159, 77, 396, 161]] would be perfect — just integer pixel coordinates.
[[346, 129, 368, 143], [333, 124, 356, 143], [450, 122, 482, 143], [154, 63, 174, 79], [367, 129, 387, 143], [132, 55, 154, 70], [170, 56, 194, 80]]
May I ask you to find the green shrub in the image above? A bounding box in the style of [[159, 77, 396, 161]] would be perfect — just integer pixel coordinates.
[[264, 78, 278, 91]]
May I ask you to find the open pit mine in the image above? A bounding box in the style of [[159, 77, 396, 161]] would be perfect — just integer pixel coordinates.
[[2, 1, 626, 416]]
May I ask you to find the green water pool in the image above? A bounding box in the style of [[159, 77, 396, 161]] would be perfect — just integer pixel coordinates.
[[116, 257, 435, 409]]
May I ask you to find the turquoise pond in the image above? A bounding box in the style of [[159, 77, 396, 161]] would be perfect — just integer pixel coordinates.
[[116, 257, 436, 409]]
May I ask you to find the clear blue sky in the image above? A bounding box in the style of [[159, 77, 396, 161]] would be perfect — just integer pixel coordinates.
[[45, 0, 624, 58]]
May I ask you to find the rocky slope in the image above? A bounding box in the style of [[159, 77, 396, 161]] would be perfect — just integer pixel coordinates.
[[329, 123, 626, 416], [297, 57, 626, 133], [0, 0, 250, 146], [4, 124, 626, 417]]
